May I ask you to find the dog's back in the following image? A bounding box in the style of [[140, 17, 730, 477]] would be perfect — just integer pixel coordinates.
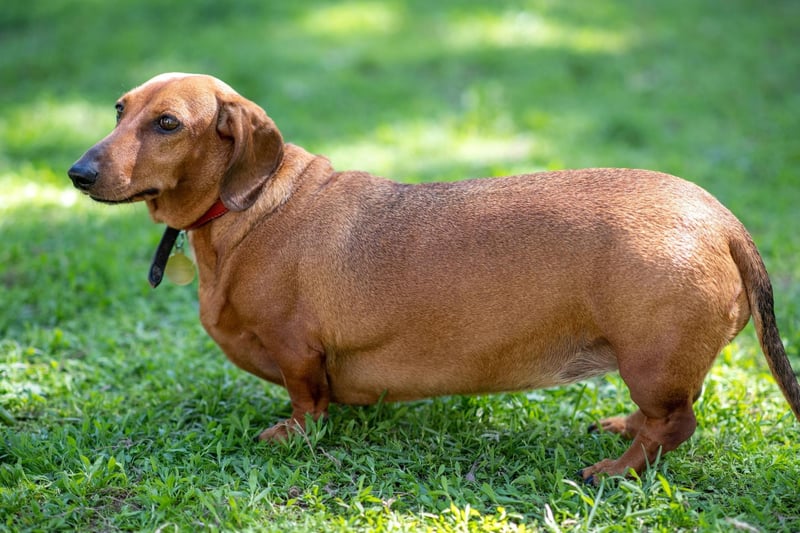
[[279, 168, 751, 404]]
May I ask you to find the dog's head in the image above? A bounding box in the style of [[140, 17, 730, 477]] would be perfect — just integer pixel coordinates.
[[67, 73, 284, 226]]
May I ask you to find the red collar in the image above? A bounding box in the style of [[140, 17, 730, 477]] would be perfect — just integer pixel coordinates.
[[185, 199, 229, 230], [148, 199, 229, 288]]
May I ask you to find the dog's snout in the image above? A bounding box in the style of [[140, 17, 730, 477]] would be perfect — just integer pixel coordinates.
[[68, 161, 99, 190]]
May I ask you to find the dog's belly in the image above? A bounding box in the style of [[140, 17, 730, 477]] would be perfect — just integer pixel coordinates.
[[325, 334, 618, 404]]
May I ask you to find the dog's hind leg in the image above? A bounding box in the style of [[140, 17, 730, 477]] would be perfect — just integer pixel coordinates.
[[589, 385, 704, 441], [580, 400, 697, 483], [579, 339, 709, 483]]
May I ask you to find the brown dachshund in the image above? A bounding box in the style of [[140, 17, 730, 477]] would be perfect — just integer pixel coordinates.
[[68, 73, 800, 483]]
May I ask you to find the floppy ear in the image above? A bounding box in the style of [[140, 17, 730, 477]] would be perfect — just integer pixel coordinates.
[[216, 97, 284, 211]]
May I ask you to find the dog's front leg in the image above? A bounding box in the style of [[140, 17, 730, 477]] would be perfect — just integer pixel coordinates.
[[257, 347, 330, 441], [204, 312, 331, 441]]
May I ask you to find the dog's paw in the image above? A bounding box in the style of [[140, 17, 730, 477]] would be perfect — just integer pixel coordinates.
[[256, 419, 302, 442], [588, 416, 626, 434], [577, 469, 597, 486], [588, 415, 642, 440], [579, 459, 625, 485]]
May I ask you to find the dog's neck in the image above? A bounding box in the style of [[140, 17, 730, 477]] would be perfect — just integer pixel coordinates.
[[185, 199, 229, 230], [148, 199, 229, 288], [150, 146, 330, 289]]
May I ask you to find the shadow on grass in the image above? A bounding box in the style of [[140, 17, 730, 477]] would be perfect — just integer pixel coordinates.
[[1, 1, 664, 180], [3, 1, 798, 224], [1, 3, 799, 527], [1, 0, 799, 407]]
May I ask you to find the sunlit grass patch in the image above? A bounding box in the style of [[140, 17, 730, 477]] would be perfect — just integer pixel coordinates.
[[444, 10, 634, 53], [0, 173, 82, 209], [321, 117, 542, 181], [0, 98, 112, 174], [301, 1, 400, 36]]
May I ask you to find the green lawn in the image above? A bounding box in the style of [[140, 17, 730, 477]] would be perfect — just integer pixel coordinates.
[[1, 1, 799, 531]]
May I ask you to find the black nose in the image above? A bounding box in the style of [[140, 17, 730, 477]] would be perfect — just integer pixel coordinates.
[[68, 161, 99, 190]]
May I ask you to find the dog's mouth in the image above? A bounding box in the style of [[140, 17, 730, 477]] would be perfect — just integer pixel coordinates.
[[89, 188, 160, 204]]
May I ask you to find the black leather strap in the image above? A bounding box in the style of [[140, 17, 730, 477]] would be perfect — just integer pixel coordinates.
[[148, 226, 181, 288]]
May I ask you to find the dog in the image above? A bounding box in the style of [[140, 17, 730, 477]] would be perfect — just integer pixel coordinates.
[[68, 73, 800, 483]]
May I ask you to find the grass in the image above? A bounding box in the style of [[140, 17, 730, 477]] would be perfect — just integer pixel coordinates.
[[1, 0, 799, 531]]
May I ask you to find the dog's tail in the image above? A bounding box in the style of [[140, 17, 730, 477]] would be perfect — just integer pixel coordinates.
[[729, 228, 800, 421]]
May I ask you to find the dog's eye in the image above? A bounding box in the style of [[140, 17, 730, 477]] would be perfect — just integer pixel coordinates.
[[115, 103, 124, 124], [157, 115, 181, 132]]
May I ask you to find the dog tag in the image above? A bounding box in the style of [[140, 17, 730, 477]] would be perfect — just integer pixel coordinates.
[[165, 251, 196, 285]]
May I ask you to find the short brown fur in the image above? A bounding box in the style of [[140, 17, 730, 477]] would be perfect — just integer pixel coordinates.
[[69, 73, 800, 482]]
